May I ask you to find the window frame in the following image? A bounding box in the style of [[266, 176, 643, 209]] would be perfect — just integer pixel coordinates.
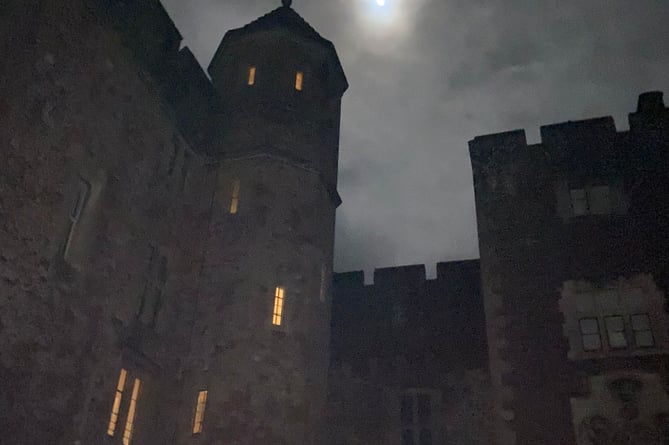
[[631, 313, 655, 348], [192, 390, 208, 435], [272, 286, 285, 327], [604, 315, 628, 349], [579, 317, 602, 352]]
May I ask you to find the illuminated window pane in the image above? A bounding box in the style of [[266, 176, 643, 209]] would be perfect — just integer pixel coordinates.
[[122, 378, 141, 445], [107, 369, 128, 437], [632, 314, 654, 347], [193, 390, 208, 434], [248, 66, 256, 86], [230, 180, 240, 214], [605, 316, 627, 349], [295, 71, 303, 91], [579, 318, 601, 351], [273, 286, 285, 326]]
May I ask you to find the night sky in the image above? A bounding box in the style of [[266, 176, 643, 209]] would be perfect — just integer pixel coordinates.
[[161, 0, 669, 279]]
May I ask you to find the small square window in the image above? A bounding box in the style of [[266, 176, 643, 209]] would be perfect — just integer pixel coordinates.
[[631, 314, 654, 348], [605, 316, 627, 349], [580, 318, 601, 351]]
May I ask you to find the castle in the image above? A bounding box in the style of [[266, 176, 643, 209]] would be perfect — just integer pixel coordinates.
[[1, 1, 668, 444]]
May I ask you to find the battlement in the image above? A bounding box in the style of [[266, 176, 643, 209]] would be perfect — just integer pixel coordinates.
[[469, 91, 668, 169], [333, 260, 480, 292]]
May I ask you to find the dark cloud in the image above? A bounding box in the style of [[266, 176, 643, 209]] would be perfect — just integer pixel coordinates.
[[161, 0, 669, 276]]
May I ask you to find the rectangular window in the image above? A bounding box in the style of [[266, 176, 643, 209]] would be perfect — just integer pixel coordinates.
[[579, 318, 602, 351], [295, 71, 303, 91], [400, 395, 413, 425], [417, 394, 431, 424], [605, 316, 627, 349], [193, 390, 208, 434], [248, 66, 256, 85], [230, 180, 240, 214], [107, 369, 128, 437], [319, 264, 327, 303], [122, 378, 141, 445], [273, 286, 285, 326], [64, 177, 91, 259], [632, 314, 654, 347], [402, 429, 415, 445], [570, 185, 612, 216]]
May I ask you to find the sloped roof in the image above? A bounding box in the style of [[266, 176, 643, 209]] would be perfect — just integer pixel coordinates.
[[209, 5, 348, 95], [223, 5, 331, 47]]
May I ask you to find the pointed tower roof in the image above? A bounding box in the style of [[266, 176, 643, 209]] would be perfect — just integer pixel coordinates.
[[208, 3, 348, 96]]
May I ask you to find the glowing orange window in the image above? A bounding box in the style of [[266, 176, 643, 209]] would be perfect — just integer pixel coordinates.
[[122, 378, 141, 445], [273, 286, 285, 326], [193, 390, 208, 434], [107, 369, 128, 436], [248, 66, 256, 86], [295, 71, 303, 91], [230, 180, 240, 214]]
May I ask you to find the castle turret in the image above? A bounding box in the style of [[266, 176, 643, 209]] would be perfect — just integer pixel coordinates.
[[177, 3, 347, 444]]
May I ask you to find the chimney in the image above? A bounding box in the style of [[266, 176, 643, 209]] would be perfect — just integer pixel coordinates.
[[637, 91, 664, 113]]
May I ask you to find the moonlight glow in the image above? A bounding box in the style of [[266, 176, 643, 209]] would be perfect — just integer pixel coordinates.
[[376, 0, 385, 6]]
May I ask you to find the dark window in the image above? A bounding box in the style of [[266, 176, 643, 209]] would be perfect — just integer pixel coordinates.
[[579, 318, 602, 351], [417, 394, 431, 424], [419, 429, 432, 445], [570, 185, 612, 216], [401, 396, 413, 425], [605, 316, 627, 349], [631, 314, 654, 347], [402, 429, 414, 445]]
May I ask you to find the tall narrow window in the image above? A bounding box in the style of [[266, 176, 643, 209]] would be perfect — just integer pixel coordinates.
[[64, 177, 91, 259], [107, 369, 128, 436], [273, 286, 285, 326], [230, 180, 240, 214], [605, 316, 627, 349], [122, 378, 141, 445], [632, 314, 654, 347], [193, 390, 208, 434], [247, 66, 256, 86], [319, 264, 327, 303], [579, 318, 602, 351], [295, 71, 303, 91]]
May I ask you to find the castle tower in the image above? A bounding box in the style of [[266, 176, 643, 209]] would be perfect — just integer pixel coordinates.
[[177, 3, 347, 444]]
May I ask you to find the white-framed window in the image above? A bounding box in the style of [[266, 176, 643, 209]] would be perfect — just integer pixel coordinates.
[[631, 313, 654, 347], [605, 315, 627, 349], [579, 318, 602, 351]]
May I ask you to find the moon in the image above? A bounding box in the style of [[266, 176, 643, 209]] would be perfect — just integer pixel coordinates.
[[376, 0, 385, 6]]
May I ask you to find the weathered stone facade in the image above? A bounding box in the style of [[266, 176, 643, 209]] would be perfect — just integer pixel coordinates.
[[470, 92, 669, 445], [1, 1, 345, 444], [327, 262, 493, 445]]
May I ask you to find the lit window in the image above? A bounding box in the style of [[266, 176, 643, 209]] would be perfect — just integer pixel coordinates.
[[193, 390, 208, 434], [632, 314, 654, 347], [230, 180, 240, 214], [107, 369, 128, 436], [605, 316, 627, 349], [273, 286, 285, 326], [64, 177, 91, 259], [319, 264, 327, 303], [248, 66, 256, 86], [295, 71, 303, 91], [579, 318, 601, 351], [122, 378, 141, 445]]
